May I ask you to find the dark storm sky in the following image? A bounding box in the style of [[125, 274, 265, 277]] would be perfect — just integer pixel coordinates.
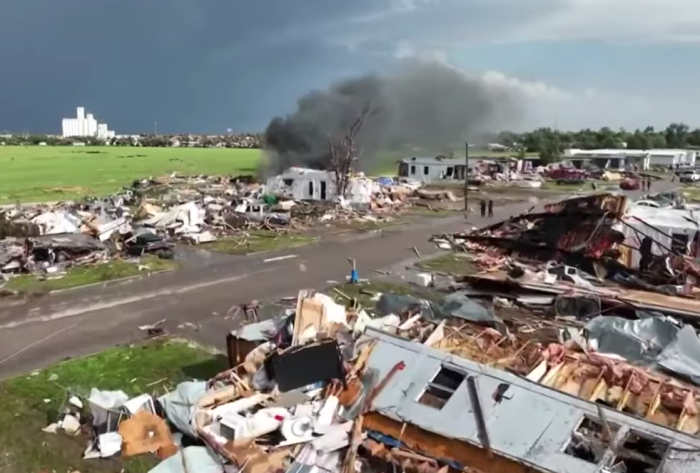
[[0, 0, 396, 133], [0, 0, 560, 134]]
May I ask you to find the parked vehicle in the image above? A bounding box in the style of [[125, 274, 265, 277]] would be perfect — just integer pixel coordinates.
[[679, 170, 700, 183], [545, 168, 589, 180]]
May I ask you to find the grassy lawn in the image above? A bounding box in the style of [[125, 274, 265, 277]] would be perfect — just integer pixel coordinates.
[[416, 253, 476, 276], [0, 339, 228, 473], [5, 256, 179, 295], [0, 145, 534, 205], [0, 146, 262, 204], [332, 218, 406, 232], [201, 231, 316, 255], [681, 185, 700, 201]]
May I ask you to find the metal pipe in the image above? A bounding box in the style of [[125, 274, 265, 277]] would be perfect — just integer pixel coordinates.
[[464, 141, 469, 215], [466, 375, 491, 457]]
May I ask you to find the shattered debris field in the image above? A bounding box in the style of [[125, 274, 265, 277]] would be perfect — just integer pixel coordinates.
[[14, 190, 700, 473], [0, 339, 227, 473], [0, 146, 262, 204]]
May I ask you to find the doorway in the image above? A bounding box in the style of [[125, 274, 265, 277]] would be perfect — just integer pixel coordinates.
[[320, 181, 327, 200]]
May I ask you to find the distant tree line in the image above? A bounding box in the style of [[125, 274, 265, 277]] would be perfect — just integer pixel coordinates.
[[0, 133, 264, 148], [493, 123, 700, 163], [5, 123, 700, 164]]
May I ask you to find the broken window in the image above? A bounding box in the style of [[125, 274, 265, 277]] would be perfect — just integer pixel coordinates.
[[410, 165, 416, 175], [564, 416, 619, 464], [671, 233, 689, 254], [446, 167, 454, 177], [417, 366, 466, 409], [283, 179, 294, 187], [610, 431, 669, 473], [423, 166, 429, 175]]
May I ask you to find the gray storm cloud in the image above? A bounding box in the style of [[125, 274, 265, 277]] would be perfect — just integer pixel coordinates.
[[263, 61, 523, 173]]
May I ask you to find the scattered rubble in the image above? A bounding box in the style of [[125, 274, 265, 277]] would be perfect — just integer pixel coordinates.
[[0, 171, 434, 286], [39, 257, 700, 473], [29, 185, 700, 473]]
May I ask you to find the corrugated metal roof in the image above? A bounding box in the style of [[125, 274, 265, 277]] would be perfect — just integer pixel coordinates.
[[363, 328, 700, 473]]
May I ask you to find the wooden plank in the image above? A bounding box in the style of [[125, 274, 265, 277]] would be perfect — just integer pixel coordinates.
[[364, 413, 540, 473]]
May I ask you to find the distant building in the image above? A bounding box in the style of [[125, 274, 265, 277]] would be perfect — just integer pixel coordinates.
[[398, 157, 468, 182], [397, 156, 528, 182], [61, 107, 115, 140], [565, 148, 697, 170]]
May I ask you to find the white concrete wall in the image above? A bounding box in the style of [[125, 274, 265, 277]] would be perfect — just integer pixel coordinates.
[[266, 169, 376, 203]]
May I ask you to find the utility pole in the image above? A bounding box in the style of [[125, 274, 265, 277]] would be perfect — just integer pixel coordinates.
[[464, 141, 469, 214]]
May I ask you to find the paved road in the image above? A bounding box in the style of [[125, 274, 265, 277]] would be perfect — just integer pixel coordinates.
[[0, 181, 677, 378]]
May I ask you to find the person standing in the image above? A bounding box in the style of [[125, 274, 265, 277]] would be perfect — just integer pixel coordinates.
[[480, 199, 486, 218], [647, 178, 652, 192], [488, 199, 494, 218]]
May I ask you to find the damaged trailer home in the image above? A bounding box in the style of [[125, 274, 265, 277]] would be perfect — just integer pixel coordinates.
[[455, 193, 630, 271], [448, 192, 700, 288], [620, 204, 700, 269], [36, 277, 700, 473], [362, 328, 700, 473], [266, 167, 379, 205]]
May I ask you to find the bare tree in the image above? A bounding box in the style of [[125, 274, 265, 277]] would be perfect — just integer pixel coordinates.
[[328, 102, 376, 199]]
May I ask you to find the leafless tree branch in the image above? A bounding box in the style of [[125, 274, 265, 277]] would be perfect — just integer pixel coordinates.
[[327, 101, 376, 199]]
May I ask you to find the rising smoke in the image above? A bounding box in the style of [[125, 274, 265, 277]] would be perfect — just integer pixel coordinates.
[[263, 61, 523, 173]]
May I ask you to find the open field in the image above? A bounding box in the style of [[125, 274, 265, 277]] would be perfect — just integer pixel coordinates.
[[0, 146, 262, 204], [0, 145, 527, 204], [0, 339, 227, 473]]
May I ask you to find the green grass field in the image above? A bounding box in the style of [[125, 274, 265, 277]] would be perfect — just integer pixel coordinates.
[[0, 339, 227, 473], [0, 145, 523, 204], [0, 146, 263, 204]]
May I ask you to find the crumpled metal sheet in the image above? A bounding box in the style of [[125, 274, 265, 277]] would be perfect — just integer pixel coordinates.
[[658, 325, 700, 386], [586, 316, 679, 364], [375, 292, 502, 327], [29, 233, 106, 252], [585, 315, 700, 386]]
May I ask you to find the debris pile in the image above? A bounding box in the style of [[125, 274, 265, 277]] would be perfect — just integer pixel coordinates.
[[35, 191, 700, 472], [39, 289, 495, 473], [43, 279, 700, 473], [0, 171, 429, 281]]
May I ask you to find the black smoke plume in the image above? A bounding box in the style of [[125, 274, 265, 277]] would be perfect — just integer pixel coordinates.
[[263, 61, 522, 174]]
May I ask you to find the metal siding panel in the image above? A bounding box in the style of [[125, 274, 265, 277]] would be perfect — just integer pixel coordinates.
[[482, 382, 561, 459], [366, 339, 423, 414], [399, 365, 477, 442], [364, 332, 700, 473]]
